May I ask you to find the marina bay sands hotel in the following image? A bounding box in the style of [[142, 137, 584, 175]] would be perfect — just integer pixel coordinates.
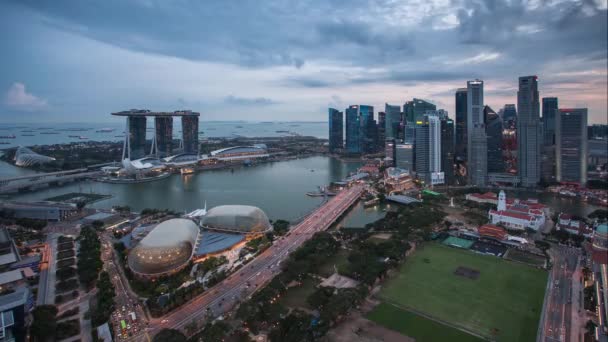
[[112, 109, 200, 160]]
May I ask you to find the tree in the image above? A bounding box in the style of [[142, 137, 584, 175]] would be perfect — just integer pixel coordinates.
[[153, 329, 187, 342], [91, 220, 105, 230], [30, 305, 58, 342], [76, 201, 86, 211]]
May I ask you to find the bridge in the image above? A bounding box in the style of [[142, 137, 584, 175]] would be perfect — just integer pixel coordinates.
[[133, 183, 365, 341], [0, 169, 101, 194]]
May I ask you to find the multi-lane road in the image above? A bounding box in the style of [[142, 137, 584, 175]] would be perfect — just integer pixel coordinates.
[[541, 245, 583, 342], [125, 183, 364, 341]]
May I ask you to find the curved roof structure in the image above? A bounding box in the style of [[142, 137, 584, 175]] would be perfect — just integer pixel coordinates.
[[14, 146, 55, 167], [201, 205, 272, 234], [128, 219, 200, 276], [210, 145, 267, 157]]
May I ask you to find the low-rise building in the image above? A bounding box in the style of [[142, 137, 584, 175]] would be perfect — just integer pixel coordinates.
[[488, 191, 546, 231], [477, 224, 508, 241], [0, 201, 77, 222], [555, 213, 594, 238], [384, 167, 414, 193]]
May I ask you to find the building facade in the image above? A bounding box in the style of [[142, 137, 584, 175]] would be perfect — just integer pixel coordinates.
[[395, 143, 414, 173], [455, 88, 468, 161], [128, 116, 147, 159], [385, 104, 401, 140], [154, 116, 173, 158], [181, 115, 199, 154], [440, 118, 455, 185], [502, 104, 517, 124], [542, 97, 558, 146], [467, 80, 487, 186], [328, 108, 344, 153], [345, 105, 361, 154], [484, 105, 504, 173], [517, 76, 541, 187], [555, 108, 588, 185]]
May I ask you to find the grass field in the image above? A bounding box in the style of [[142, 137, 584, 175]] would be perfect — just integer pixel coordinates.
[[377, 243, 547, 341], [277, 277, 318, 310], [368, 303, 484, 342]]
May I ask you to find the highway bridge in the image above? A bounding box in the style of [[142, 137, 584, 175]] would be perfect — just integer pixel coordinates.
[[0, 169, 101, 194], [133, 183, 365, 341]]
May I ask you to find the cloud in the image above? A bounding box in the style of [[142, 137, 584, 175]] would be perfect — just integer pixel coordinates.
[[444, 52, 501, 66], [4, 82, 48, 111], [224, 95, 279, 106]]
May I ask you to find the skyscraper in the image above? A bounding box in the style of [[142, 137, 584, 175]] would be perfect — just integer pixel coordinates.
[[385, 103, 401, 139], [359, 105, 376, 154], [385, 138, 395, 167], [154, 116, 173, 158], [455, 88, 468, 161], [502, 104, 517, 124], [128, 116, 147, 159], [542, 97, 558, 146], [467, 80, 487, 186], [345, 105, 361, 154], [377, 111, 386, 146], [412, 98, 436, 123], [484, 105, 504, 173], [517, 76, 541, 187], [328, 108, 343, 153], [440, 117, 455, 185], [556, 108, 588, 185], [181, 115, 199, 154], [415, 115, 442, 184]]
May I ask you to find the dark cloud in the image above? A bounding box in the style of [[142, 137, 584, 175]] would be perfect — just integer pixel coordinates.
[[224, 95, 279, 106]]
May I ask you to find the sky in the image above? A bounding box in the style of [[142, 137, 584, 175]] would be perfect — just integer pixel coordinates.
[[0, 0, 606, 124]]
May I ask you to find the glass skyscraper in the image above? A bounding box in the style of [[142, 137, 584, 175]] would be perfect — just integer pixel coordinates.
[[484, 106, 504, 173], [385, 103, 401, 139], [359, 105, 376, 154], [328, 108, 344, 152], [517, 76, 541, 187], [556, 108, 587, 185], [440, 118, 455, 185], [455, 88, 468, 161], [345, 105, 361, 154], [542, 97, 558, 146]]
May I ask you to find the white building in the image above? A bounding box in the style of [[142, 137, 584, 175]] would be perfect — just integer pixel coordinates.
[[488, 191, 546, 231]]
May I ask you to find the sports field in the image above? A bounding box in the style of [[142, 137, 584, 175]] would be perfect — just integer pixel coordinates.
[[368, 303, 484, 342], [377, 243, 547, 341]]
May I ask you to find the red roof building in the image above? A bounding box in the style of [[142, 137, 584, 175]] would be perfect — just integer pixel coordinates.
[[478, 224, 508, 241]]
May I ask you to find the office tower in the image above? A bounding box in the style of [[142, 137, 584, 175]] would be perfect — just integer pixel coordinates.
[[359, 105, 376, 153], [588, 124, 608, 140], [385, 138, 395, 166], [556, 108, 588, 185], [377, 111, 386, 145], [440, 118, 455, 185], [328, 108, 344, 153], [502, 104, 517, 123], [345, 105, 361, 154], [385, 103, 401, 139], [403, 98, 436, 124], [426, 109, 448, 119], [182, 115, 199, 154], [467, 80, 487, 186], [517, 76, 541, 187], [542, 97, 558, 146], [154, 116, 173, 158], [415, 115, 442, 184], [455, 88, 468, 161], [395, 143, 414, 173], [128, 116, 147, 159], [484, 105, 504, 173]]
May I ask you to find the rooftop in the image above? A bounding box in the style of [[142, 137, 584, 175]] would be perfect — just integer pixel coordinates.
[[111, 109, 200, 117]]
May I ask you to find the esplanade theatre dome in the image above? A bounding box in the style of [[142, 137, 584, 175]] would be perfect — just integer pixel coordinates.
[[201, 205, 272, 234], [128, 218, 199, 277]]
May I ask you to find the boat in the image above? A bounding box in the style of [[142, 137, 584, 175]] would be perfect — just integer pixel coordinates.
[[275, 130, 289, 133], [180, 167, 195, 175], [114, 135, 124, 138], [40, 132, 59, 134], [79, 136, 88, 140], [0, 135, 16, 139], [68, 135, 80, 138], [96, 128, 114, 133], [21, 134, 35, 136], [0, 142, 10, 145]]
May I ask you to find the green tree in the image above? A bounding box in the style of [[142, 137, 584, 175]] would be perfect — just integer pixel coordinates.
[[30, 305, 58, 342], [153, 329, 187, 342]]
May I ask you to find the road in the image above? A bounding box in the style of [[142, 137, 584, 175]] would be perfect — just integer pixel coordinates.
[[541, 245, 582, 342], [127, 183, 365, 341]]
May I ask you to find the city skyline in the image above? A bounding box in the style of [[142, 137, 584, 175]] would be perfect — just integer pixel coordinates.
[[0, 1, 606, 124]]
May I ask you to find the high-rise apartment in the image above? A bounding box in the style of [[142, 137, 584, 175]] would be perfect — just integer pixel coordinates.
[[455, 88, 468, 161], [328, 108, 344, 153], [467, 80, 487, 186], [517, 76, 541, 187], [556, 108, 588, 185]]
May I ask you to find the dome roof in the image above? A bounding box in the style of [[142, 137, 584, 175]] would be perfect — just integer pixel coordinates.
[[127, 218, 199, 276], [201, 205, 271, 234]]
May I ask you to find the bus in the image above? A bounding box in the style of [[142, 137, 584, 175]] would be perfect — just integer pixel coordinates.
[[120, 320, 127, 330]]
